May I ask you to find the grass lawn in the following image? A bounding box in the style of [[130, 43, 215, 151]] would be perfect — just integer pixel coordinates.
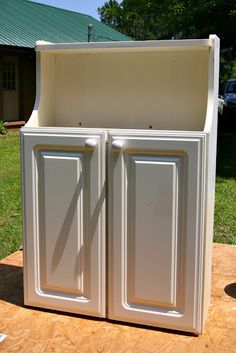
[[214, 131, 236, 244], [0, 130, 235, 260], [0, 132, 21, 259]]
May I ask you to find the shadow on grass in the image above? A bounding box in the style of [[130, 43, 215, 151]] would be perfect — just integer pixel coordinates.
[[216, 131, 236, 179]]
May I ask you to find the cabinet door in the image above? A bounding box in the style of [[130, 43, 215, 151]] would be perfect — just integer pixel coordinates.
[[108, 131, 206, 333], [21, 128, 106, 317]]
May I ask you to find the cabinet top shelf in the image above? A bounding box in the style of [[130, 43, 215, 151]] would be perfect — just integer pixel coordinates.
[[27, 35, 219, 131], [35, 37, 214, 54]]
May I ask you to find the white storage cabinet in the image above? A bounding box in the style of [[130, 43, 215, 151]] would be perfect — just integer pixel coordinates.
[[21, 36, 220, 334]]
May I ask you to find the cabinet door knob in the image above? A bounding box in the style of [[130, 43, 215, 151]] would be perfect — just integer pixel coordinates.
[[112, 140, 123, 150], [85, 139, 97, 148]]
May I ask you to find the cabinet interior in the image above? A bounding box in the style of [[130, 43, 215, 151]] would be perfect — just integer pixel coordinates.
[[33, 47, 209, 131]]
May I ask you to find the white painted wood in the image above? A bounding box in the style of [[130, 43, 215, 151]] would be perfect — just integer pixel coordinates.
[[202, 35, 220, 327], [111, 140, 124, 150], [85, 138, 97, 148], [21, 128, 106, 317], [108, 131, 207, 334], [27, 40, 210, 132], [22, 36, 220, 334], [35, 38, 212, 53]]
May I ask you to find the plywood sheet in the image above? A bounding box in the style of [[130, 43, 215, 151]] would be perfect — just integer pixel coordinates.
[[0, 243, 236, 353]]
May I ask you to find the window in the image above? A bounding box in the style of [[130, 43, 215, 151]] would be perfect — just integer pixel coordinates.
[[3, 61, 16, 90], [226, 81, 236, 94]]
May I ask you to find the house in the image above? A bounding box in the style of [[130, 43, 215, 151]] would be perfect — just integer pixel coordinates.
[[0, 0, 130, 123]]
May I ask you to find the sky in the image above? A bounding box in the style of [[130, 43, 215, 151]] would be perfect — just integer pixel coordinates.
[[29, 0, 119, 20]]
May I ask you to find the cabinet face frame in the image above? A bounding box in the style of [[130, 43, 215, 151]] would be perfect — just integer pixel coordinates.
[[107, 131, 207, 334], [21, 128, 106, 317]]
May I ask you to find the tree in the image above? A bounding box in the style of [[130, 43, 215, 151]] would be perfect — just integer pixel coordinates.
[[99, 0, 236, 42], [98, 0, 236, 84], [98, 0, 122, 29]]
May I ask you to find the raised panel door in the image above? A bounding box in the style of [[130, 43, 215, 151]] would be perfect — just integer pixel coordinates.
[[21, 128, 106, 317], [108, 131, 206, 333]]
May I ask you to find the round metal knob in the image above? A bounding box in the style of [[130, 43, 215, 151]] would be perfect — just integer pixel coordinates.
[[112, 140, 123, 150], [85, 139, 97, 148]]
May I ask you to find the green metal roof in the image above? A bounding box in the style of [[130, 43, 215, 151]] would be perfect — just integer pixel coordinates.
[[0, 0, 130, 48]]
